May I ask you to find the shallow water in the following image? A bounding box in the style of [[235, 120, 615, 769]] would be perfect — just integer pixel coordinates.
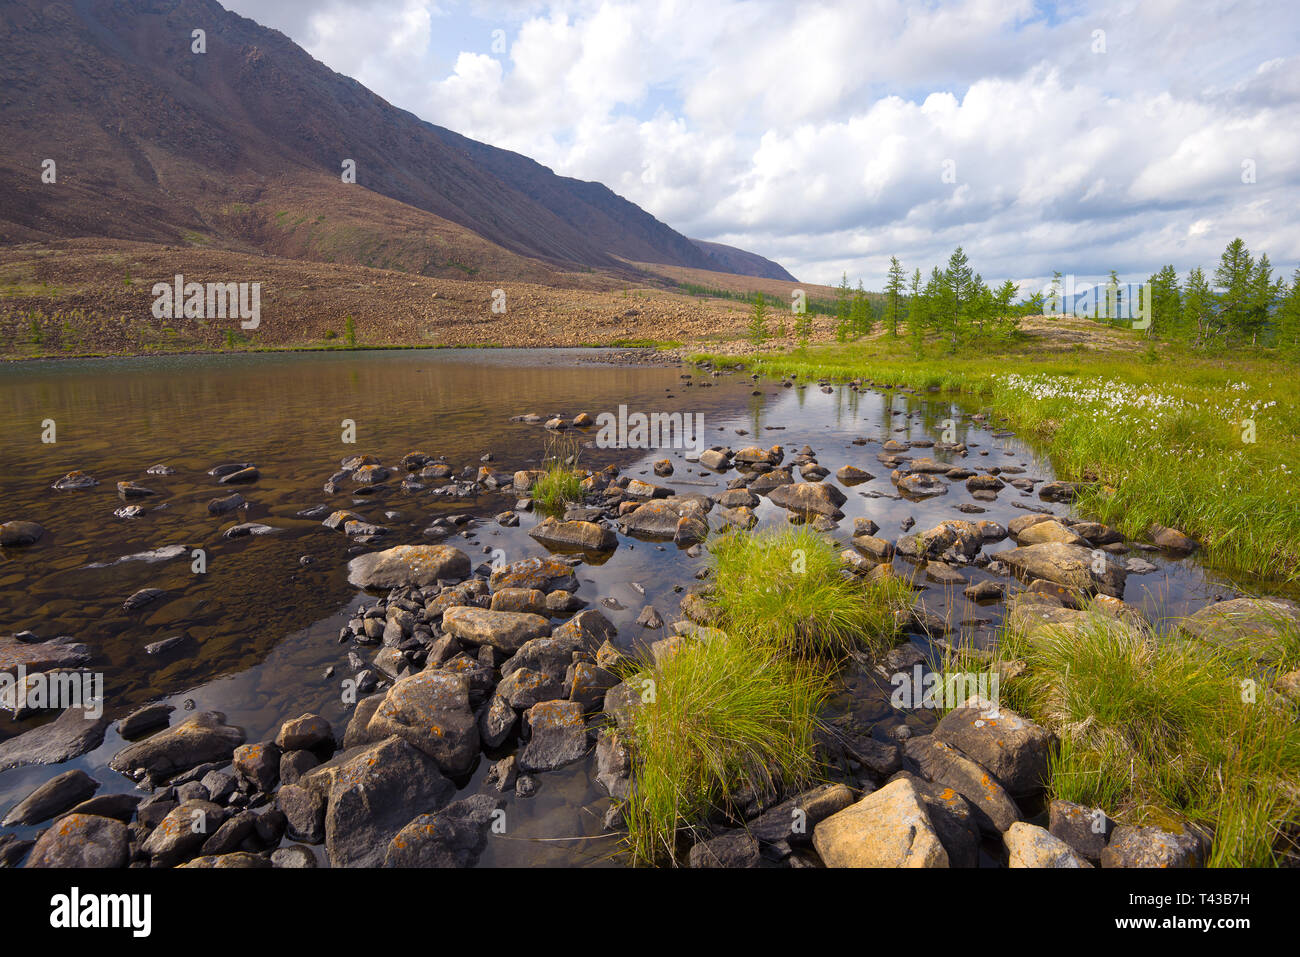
[[0, 349, 1276, 866]]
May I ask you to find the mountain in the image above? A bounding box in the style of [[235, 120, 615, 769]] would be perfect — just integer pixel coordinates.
[[690, 239, 798, 282], [0, 0, 792, 282]]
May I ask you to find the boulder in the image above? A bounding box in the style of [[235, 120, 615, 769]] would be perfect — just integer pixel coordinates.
[[998, 543, 1128, 598], [2, 769, 99, 826], [384, 794, 504, 867], [489, 556, 578, 593], [518, 699, 590, 772], [109, 711, 245, 784], [813, 778, 948, 867], [322, 736, 456, 868], [24, 813, 129, 868], [0, 521, 45, 547], [902, 735, 1020, 834], [1048, 799, 1114, 864], [347, 545, 471, 589], [1101, 824, 1205, 868], [687, 830, 763, 868], [1004, 822, 1092, 867], [529, 517, 617, 552], [442, 607, 550, 654], [766, 482, 847, 518], [1179, 597, 1300, 663], [933, 695, 1055, 797], [366, 671, 479, 775], [0, 706, 110, 772]]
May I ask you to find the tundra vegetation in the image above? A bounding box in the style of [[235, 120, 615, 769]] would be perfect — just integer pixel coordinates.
[[697, 237, 1300, 584], [620, 528, 910, 863]]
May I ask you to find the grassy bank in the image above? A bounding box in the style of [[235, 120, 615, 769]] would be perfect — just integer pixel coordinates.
[[692, 333, 1300, 584], [619, 527, 907, 863], [939, 605, 1300, 866]]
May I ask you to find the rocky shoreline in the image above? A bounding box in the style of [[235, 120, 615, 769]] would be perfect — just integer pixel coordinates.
[[1, 365, 1298, 869]]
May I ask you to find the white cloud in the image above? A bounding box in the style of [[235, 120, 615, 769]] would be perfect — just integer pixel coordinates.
[[225, 0, 1300, 287]]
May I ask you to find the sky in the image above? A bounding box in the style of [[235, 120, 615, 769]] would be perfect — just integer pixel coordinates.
[[223, 0, 1300, 291]]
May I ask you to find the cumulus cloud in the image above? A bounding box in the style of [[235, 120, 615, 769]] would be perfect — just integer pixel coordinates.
[[225, 0, 1300, 288]]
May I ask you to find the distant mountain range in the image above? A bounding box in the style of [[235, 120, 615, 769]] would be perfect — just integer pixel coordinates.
[[0, 0, 796, 283]]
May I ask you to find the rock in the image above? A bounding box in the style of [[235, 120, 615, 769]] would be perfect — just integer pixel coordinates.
[[766, 482, 847, 518], [1004, 822, 1092, 867], [1101, 824, 1205, 868], [636, 605, 664, 629], [836, 465, 875, 484], [109, 711, 245, 784], [271, 845, 317, 868], [181, 851, 272, 868], [1148, 523, 1197, 553], [902, 735, 1020, 834], [0, 521, 44, 547], [442, 607, 550, 654], [61, 792, 141, 823], [1179, 597, 1300, 663], [141, 800, 228, 867], [117, 702, 174, 738], [24, 813, 129, 868], [233, 742, 281, 792], [0, 707, 110, 772], [717, 505, 757, 529], [52, 470, 98, 490], [748, 783, 855, 846], [595, 728, 631, 799], [489, 556, 578, 593], [0, 635, 91, 675], [933, 695, 1055, 798], [478, 694, 518, 748], [144, 634, 190, 656], [200, 810, 259, 856], [366, 671, 479, 775], [1037, 480, 1080, 502], [963, 580, 1004, 601], [322, 736, 456, 868], [998, 542, 1128, 598], [699, 449, 731, 471], [218, 466, 259, 485], [384, 794, 504, 867], [275, 713, 334, 754], [896, 520, 982, 561], [207, 493, 246, 515], [484, 755, 519, 793], [897, 473, 947, 498], [490, 587, 549, 615], [687, 829, 763, 868], [623, 498, 709, 538], [2, 769, 100, 826], [529, 516, 617, 552], [813, 778, 948, 867], [277, 784, 326, 844], [518, 700, 589, 772], [1048, 799, 1114, 863], [122, 587, 165, 610], [347, 544, 471, 589], [1016, 519, 1089, 547], [890, 771, 981, 868]]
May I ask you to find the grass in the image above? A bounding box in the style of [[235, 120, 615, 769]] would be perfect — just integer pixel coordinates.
[[940, 605, 1300, 867], [530, 433, 584, 516], [692, 331, 1300, 584], [619, 527, 910, 864], [620, 636, 830, 864], [707, 526, 910, 658]]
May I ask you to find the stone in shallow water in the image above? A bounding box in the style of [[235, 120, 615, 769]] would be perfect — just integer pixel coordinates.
[[322, 735, 456, 868], [347, 544, 471, 588], [0, 521, 44, 546], [366, 670, 478, 775], [25, 813, 128, 868], [0, 707, 110, 773], [2, 768, 100, 826], [518, 699, 589, 772], [109, 711, 245, 784], [383, 794, 504, 867]]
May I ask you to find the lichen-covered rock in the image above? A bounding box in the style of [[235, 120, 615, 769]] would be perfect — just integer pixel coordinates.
[[347, 544, 471, 589], [813, 778, 948, 867]]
